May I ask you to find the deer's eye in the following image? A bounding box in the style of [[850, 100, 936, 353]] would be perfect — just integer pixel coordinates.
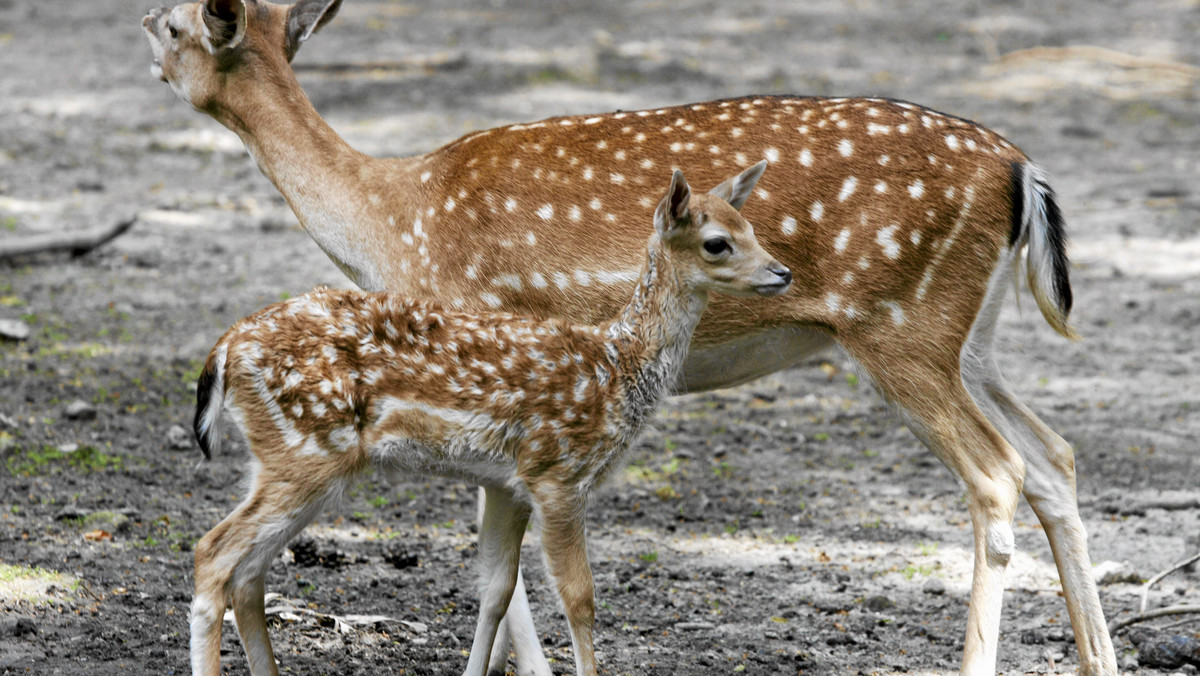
[[169, 25, 179, 39], [703, 238, 730, 256]]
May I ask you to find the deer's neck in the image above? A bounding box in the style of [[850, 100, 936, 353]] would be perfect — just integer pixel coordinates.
[[607, 239, 707, 416], [213, 66, 419, 291]]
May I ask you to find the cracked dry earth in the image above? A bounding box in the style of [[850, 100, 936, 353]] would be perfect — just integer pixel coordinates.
[[1, 0, 1198, 674]]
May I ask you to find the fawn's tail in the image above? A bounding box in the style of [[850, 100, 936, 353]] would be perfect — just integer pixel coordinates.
[[192, 345, 228, 460]]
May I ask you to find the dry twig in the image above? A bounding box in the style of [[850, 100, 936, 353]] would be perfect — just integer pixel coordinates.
[[1141, 552, 1200, 613], [1110, 605, 1200, 635], [0, 215, 137, 261]]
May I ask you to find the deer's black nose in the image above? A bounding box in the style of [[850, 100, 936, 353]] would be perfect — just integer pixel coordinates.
[[771, 263, 792, 287]]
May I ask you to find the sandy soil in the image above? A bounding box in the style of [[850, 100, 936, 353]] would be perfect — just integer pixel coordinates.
[[1, 0, 1198, 674]]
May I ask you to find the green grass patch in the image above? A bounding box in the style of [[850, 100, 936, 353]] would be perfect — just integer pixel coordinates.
[[0, 563, 78, 604], [6, 443, 129, 477]]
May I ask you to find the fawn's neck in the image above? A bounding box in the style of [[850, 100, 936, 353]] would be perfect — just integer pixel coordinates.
[[607, 239, 708, 410], [211, 63, 420, 291]]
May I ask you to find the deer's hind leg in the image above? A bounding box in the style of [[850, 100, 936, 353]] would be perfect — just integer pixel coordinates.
[[192, 459, 344, 676], [962, 355, 1117, 671], [839, 327, 1026, 676], [956, 251, 1117, 674]]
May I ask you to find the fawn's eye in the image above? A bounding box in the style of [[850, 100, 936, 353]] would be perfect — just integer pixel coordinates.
[[169, 25, 179, 39], [703, 238, 730, 256]]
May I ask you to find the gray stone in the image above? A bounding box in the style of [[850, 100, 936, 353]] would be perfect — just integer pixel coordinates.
[[0, 318, 31, 341], [922, 578, 946, 595], [166, 424, 192, 451], [863, 595, 895, 612], [1091, 559, 1142, 585], [63, 400, 97, 421]]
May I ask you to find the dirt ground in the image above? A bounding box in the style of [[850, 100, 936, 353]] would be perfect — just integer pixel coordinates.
[[1, 0, 1199, 674]]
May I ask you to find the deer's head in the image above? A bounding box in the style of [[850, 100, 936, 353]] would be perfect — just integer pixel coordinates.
[[654, 161, 792, 298], [142, 0, 341, 111]]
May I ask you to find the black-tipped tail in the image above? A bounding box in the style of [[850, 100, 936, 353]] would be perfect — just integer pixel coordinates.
[[1011, 162, 1078, 340], [192, 349, 226, 460]]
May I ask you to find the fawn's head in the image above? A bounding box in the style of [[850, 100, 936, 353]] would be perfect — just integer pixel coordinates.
[[142, 0, 341, 111], [654, 161, 791, 298]]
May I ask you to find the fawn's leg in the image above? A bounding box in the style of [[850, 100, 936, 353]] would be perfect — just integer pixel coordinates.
[[978, 377, 1117, 674], [844, 339, 1025, 676], [463, 487, 531, 676], [192, 469, 339, 676], [533, 491, 597, 676]]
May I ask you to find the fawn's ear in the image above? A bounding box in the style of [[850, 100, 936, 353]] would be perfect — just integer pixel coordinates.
[[287, 0, 343, 58], [654, 169, 692, 237], [708, 160, 767, 211], [202, 0, 247, 53]]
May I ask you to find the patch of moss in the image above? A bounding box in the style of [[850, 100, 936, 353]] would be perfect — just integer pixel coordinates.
[[6, 443, 129, 477]]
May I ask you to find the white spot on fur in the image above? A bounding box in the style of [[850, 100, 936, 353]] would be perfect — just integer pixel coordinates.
[[553, 272, 570, 290], [569, 205, 582, 221], [530, 272, 547, 289], [839, 176, 858, 202], [781, 215, 797, 236], [879, 301, 906, 325], [479, 292, 502, 308], [910, 230, 922, 246], [537, 204, 554, 221], [505, 198, 517, 212], [583, 166, 594, 180], [590, 198, 602, 211], [824, 293, 841, 313], [945, 134, 960, 150], [874, 181, 887, 194], [809, 201, 825, 222], [420, 171, 432, 183], [908, 180, 925, 199], [492, 274, 522, 290], [574, 270, 591, 286], [765, 147, 780, 162], [799, 149, 814, 167], [838, 139, 854, 157], [876, 225, 901, 259], [833, 229, 850, 253]]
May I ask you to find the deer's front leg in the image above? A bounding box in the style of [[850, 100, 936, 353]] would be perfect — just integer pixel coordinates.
[[463, 487, 531, 676], [534, 491, 597, 676]]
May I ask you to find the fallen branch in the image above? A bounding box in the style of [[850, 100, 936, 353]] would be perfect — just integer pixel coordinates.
[[1110, 605, 1200, 635], [222, 592, 428, 635], [294, 50, 466, 75], [0, 215, 137, 261], [1141, 551, 1200, 613]]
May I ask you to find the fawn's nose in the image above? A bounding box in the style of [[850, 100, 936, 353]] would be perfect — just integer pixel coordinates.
[[770, 262, 792, 287]]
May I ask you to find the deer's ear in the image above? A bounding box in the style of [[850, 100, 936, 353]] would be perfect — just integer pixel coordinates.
[[286, 0, 343, 59], [708, 160, 767, 211], [202, 0, 247, 53], [654, 170, 692, 237]]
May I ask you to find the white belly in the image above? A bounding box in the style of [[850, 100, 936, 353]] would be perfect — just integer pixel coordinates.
[[679, 326, 833, 393]]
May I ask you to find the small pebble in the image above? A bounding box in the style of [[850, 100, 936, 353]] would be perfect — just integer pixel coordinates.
[[166, 424, 192, 451], [922, 578, 946, 595], [64, 400, 97, 421], [0, 318, 31, 341]]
